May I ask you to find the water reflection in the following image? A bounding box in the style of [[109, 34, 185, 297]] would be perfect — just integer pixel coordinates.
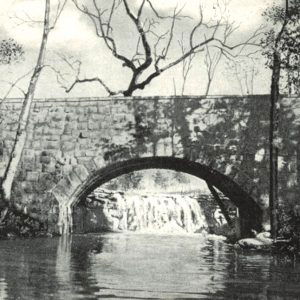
[[0, 234, 300, 299]]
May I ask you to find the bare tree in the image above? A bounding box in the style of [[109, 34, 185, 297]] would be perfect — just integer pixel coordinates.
[[201, 2, 238, 96], [60, 0, 263, 96], [0, 0, 66, 212], [178, 34, 195, 95], [224, 57, 259, 95]]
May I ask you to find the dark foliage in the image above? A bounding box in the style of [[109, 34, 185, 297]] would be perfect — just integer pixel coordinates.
[[261, 1, 300, 94], [0, 208, 48, 239], [276, 206, 300, 256], [0, 38, 24, 65]]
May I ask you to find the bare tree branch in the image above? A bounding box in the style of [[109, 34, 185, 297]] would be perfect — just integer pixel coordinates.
[[178, 34, 195, 95], [72, 0, 136, 70], [50, 0, 68, 30], [66, 77, 119, 95], [68, 0, 265, 96], [0, 68, 34, 105]]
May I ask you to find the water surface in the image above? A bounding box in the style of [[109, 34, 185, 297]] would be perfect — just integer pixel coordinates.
[[0, 233, 300, 299]]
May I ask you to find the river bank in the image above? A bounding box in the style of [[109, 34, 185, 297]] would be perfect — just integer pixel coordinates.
[[0, 208, 49, 239]]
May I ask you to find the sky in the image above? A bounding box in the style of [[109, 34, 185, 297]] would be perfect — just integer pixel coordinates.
[[0, 0, 277, 99]]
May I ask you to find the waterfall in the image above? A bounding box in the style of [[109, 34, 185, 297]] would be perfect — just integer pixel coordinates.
[[81, 189, 208, 234]]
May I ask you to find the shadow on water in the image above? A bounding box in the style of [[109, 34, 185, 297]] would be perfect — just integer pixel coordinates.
[[0, 234, 300, 299]]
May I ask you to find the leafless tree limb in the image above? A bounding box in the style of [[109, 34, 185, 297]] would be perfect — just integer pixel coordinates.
[[0, 68, 34, 105], [178, 34, 195, 95], [50, 0, 68, 30], [67, 0, 264, 96], [9, 12, 43, 28]]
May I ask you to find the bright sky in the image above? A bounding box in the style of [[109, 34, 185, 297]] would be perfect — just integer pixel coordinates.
[[0, 0, 276, 98]]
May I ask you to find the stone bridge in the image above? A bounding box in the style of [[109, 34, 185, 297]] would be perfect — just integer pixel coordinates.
[[1, 95, 300, 236]]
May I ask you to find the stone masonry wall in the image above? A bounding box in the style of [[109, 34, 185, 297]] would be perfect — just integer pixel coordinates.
[[0, 95, 299, 230]]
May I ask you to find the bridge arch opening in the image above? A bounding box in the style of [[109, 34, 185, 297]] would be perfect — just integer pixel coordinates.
[[64, 157, 262, 237]]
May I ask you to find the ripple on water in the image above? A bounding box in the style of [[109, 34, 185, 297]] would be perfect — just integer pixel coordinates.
[[0, 234, 300, 299]]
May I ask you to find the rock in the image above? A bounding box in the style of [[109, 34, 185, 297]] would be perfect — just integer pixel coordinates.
[[207, 234, 227, 241], [235, 232, 273, 250], [256, 231, 272, 243]]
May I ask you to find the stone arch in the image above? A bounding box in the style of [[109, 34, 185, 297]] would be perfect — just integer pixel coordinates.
[[53, 156, 262, 236]]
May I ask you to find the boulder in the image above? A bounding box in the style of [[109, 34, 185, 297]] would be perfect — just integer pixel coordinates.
[[235, 232, 273, 251]]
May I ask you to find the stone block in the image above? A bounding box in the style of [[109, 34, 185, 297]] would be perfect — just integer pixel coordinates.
[[33, 124, 45, 134], [63, 122, 76, 134], [23, 149, 36, 160], [61, 135, 73, 142], [73, 165, 90, 182], [79, 100, 98, 107], [51, 114, 64, 122], [52, 184, 69, 203], [65, 112, 77, 122], [84, 150, 96, 157], [89, 113, 101, 121], [23, 182, 34, 194], [41, 162, 56, 173], [64, 107, 76, 113], [88, 120, 99, 130], [35, 111, 48, 123], [44, 140, 60, 150], [56, 176, 76, 197], [49, 106, 64, 114], [74, 149, 87, 157], [77, 122, 88, 130], [89, 131, 102, 140], [76, 107, 87, 115], [43, 126, 62, 136], [61, 141, 74, 152], [77, 157, 97, 172], [7, 123, 18, 131], [93, 156, 106, 169], [77, 130, 89, 139], [78, 114, 88, 122], [40, 155, 51, 164], [16, 168, 27, 181], [68, 171, 82, 190], [26, 171, 40, 181], [79, 143, 90, 150], [22, 161, 35, 171], [97, 103, 110, 113], [51, 121, 65, 130], [45, 134, 60, 142], [33, 131, 44, 139], [87, 106, 98, 114]]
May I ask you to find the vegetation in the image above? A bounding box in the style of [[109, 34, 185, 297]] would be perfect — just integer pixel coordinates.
[[0, 38, 24, 65], [262, 0, 300, 95], [261, 0, 300, 240]]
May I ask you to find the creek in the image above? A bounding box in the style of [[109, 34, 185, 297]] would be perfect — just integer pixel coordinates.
[[0, 233, 300, 299]]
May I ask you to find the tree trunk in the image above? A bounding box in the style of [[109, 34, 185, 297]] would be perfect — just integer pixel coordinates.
[[269, 0, 289, 239], [269, 51, 281, 239], [1, 0, 50, 205], [204, 78, 212, 97]]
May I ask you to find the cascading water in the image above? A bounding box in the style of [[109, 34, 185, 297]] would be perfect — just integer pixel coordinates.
[[73, 188, 208, 234]]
